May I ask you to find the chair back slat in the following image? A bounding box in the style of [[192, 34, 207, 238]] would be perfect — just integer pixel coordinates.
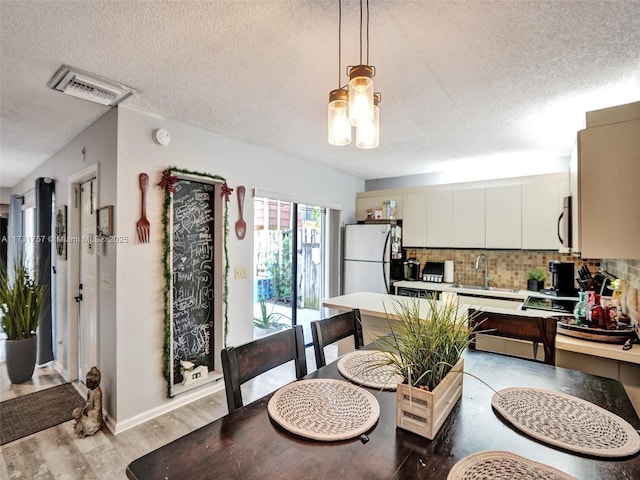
[[221, 325, 307, 412], [468, 308, 558, 365], [311, 309, 364, 368]]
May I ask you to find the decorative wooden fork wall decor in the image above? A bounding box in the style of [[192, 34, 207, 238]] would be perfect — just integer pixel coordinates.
[[137, 173, 150, 243]]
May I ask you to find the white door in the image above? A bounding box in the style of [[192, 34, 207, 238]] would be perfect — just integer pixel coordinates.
[[78, 178, 98, 381], [343, 259, 389, 294], [344, 224, 390, 262]]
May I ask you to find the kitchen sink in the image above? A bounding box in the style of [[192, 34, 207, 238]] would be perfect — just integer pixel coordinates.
[[453, 284, 519, 293]]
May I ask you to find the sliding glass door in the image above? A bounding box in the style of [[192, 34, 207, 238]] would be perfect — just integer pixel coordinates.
[[253, 197, 325, 344]]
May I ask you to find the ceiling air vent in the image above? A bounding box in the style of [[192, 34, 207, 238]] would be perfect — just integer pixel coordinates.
[[47, 64, 135, 106]]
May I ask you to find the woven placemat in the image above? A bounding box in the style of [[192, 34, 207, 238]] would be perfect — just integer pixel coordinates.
[[337, 350, 404, 390], [267, 379, 380, 441], [447, 450, 577, 480], [492, 387, 640, 458]]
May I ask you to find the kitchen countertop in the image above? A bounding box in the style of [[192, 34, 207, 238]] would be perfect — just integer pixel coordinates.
[[392, 280, 579, 301], [322, 292, 640, 365]]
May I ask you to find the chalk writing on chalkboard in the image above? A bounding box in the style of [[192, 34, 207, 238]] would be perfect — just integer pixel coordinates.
[[171, 179, 215, 384]]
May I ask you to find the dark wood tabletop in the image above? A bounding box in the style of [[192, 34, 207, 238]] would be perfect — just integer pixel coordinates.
[[126, 349, 640, 479]]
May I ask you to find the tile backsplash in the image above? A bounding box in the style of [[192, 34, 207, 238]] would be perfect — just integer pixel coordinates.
[[603, 259, 639, 323], [405, 248, 638, 323], [404, 248, 600, 291]]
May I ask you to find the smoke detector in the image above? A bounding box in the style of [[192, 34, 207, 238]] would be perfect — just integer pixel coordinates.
[[47, 64, 135, 106]]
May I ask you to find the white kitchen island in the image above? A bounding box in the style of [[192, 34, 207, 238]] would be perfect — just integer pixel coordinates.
[[322, 292, 640, 414]]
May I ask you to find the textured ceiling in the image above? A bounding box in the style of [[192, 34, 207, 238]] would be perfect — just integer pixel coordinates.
[[1, 0, 639, 188]]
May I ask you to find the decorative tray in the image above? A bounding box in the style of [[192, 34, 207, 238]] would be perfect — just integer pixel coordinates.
[[337, 350, 404, 390], [556, 318, 636, 344], [267, 379, 380, 441]]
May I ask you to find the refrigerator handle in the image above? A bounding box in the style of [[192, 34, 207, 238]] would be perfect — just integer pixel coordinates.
[[383, 230, 391, 293]]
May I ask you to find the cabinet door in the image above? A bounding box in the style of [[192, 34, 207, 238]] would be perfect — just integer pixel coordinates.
[[402, 191, 427, 247], [426, 190, 453, 247], [486, 185, 522, 248], [579, 119, 640, 259], [453, 189, 485, 248], [522, 181, 563, 250]]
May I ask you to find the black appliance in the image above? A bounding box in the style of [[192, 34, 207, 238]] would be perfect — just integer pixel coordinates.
[[422, 262, 445, 283], [403, 258, 421, 281], [557, 196, 572, 248], [522, 296, 577, 314], [541, 261, 577, 297]]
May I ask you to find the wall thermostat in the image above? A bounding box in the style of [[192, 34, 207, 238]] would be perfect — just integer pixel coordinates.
[[152, 128, 171, 146]]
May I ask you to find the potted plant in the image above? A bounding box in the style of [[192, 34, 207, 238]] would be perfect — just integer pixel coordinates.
[[526, 268, 547, 291], [253, 297, 290, 335], [376, 296, 475, 439], [0, 255, 45, 384]]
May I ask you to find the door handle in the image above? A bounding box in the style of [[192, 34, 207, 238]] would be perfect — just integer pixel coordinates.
[[74, 294, 83, 303]]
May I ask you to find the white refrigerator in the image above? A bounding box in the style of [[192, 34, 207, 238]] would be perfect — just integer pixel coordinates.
[[343, 222, 402, 294]]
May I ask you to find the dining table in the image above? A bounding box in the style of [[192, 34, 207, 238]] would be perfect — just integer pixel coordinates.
[[126, 348, 640, 479]]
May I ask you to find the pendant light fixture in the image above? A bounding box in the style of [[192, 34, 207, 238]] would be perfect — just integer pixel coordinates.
[[348, 0, 375, 128], [356, 92, 380, 149], [327, 0, 380, 149], [328, 0, 351, 145]]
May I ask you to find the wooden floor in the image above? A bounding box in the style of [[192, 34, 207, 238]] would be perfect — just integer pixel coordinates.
[[0, 342, 336, 479]]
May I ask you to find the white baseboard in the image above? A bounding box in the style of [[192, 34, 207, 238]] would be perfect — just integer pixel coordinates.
[[109, 380, 226, 434]]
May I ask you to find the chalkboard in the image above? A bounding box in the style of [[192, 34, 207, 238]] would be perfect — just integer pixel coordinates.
[[171, 178, 215, 384]]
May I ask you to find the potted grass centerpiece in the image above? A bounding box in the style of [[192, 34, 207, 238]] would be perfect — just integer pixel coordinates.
[[376, 295, 475, 440]]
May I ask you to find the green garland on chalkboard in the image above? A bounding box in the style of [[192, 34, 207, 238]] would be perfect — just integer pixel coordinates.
[[160, 166, 231, 397]]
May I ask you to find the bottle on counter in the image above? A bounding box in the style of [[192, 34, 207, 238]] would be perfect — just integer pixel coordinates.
[[573, 291, 588, 325], [589, 293, 606, 328]]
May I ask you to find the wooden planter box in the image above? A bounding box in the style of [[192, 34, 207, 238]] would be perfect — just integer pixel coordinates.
[[395, 358, 464, 440]]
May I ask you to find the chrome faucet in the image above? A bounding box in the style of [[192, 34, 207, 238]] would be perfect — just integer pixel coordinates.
[[474, 254, 492, 289]]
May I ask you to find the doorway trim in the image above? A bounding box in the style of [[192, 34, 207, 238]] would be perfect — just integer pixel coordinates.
[[66, 163, 99, 382]]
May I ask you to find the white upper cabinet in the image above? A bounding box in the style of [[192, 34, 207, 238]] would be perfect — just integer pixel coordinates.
[[578, 118, 640, 259], [522, 178, 566, 250], [453, 189, 485, 248], [426, 189, 453, 247], [357, 174, 575, 252], [486, 185, 522, 248], [402, 191, 428, 247]]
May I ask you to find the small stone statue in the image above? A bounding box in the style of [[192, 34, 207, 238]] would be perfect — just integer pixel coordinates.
[[72, 366, 103, 438]]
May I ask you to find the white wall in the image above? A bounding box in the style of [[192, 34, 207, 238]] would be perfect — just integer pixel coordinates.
[[365, 155, 571, 191], [113, 107, 362, 428], [9, 108, 118, 412], [0, 187, 11, 204], [8, 105, 362, 432]]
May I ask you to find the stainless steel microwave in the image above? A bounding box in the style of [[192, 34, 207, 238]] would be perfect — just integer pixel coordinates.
[[558, 196, 572, 248]]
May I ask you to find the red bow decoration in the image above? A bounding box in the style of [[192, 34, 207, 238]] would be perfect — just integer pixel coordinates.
[[221, 182, 233, 202], [159, 169, 178, 193]]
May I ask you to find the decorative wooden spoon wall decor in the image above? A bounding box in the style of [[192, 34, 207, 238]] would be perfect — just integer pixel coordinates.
[[235, 185, 246, 240]]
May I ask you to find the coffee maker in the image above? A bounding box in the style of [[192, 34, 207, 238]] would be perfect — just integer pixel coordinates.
[[541, 261, 577, 297]]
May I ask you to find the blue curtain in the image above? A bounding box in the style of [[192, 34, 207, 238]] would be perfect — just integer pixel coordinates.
[[35, 177, 55, 365]]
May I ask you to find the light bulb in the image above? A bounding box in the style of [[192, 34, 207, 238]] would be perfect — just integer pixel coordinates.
[[348, 65, 374, 127], [328, 89, 351, 146], [356, 96, 379, 149]]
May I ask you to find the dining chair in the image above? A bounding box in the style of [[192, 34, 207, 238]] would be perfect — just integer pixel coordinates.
[[468, 309, 559, 365], [221, 324, 307, 413], [311, 308, 364, 368]]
